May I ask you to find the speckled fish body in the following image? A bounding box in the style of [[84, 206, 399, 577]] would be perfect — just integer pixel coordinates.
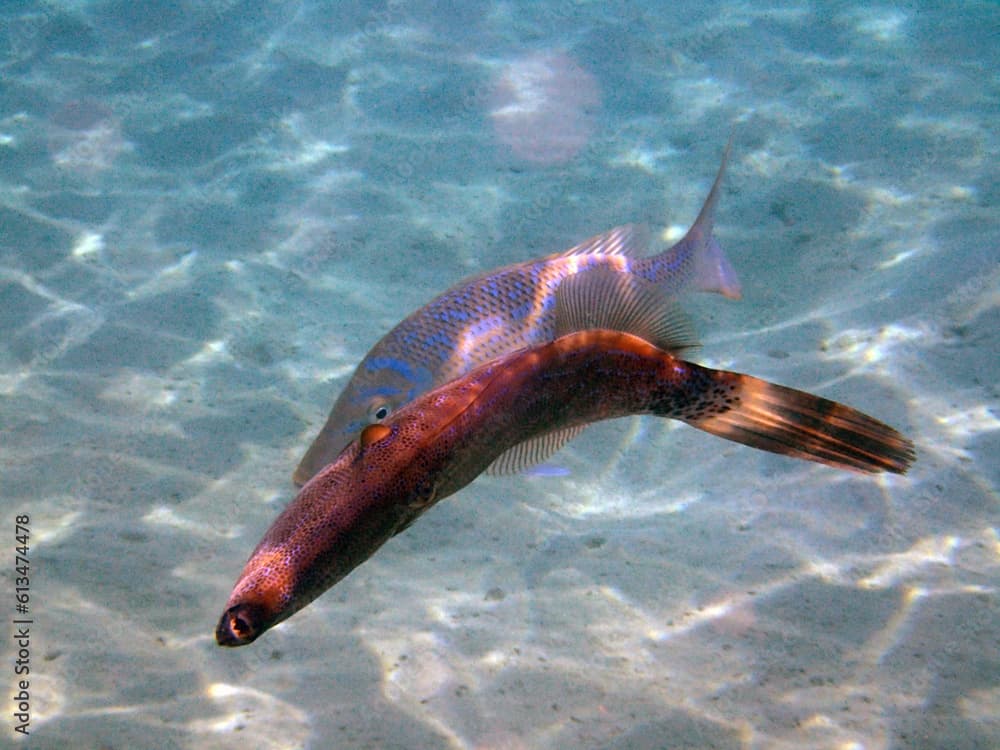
[[218, 329, 914, 646], [292, 148, 740, 485]]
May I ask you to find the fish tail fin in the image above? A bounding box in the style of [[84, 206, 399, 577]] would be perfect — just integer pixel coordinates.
[[662, 138, 742, 300], [685, 138, 741, 299], [684, 370, 915, 474], [694, 234, 741, 300]]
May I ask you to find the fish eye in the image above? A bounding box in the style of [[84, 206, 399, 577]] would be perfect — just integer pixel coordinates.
[[368, 402, 391, 422]]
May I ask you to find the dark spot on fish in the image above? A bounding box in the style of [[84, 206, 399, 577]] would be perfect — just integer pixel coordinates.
[[585, 536, 606, 549], [484, 587, 505, 602], [767, 349, 790, 359]]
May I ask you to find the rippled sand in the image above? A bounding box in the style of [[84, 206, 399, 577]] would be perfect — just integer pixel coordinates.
[[2, 2, 997, 748]]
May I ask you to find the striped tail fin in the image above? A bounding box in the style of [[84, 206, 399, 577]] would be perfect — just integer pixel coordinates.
[[688, 372, 915, 474]]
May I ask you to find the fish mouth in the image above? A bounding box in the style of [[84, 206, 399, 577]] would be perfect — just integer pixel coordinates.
[[216, 603, 269, 647]]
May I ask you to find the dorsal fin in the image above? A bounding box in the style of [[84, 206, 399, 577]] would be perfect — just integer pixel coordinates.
[[486, 425, 586, 476], [547, 224, 650, 259], [553, 267, 699, 353]]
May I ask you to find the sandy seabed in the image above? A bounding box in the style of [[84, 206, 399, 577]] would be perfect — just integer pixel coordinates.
[[1, 2, 997, 748]]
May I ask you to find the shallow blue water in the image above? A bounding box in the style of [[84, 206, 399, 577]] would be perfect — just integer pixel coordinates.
[[1, 2, 998, 748]]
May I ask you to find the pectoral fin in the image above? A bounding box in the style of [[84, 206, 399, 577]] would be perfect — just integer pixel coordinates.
[[553, 267, 700, 353]]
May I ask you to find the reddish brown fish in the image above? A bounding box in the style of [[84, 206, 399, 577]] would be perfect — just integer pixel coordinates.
[[216, 329, 914, 646]]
